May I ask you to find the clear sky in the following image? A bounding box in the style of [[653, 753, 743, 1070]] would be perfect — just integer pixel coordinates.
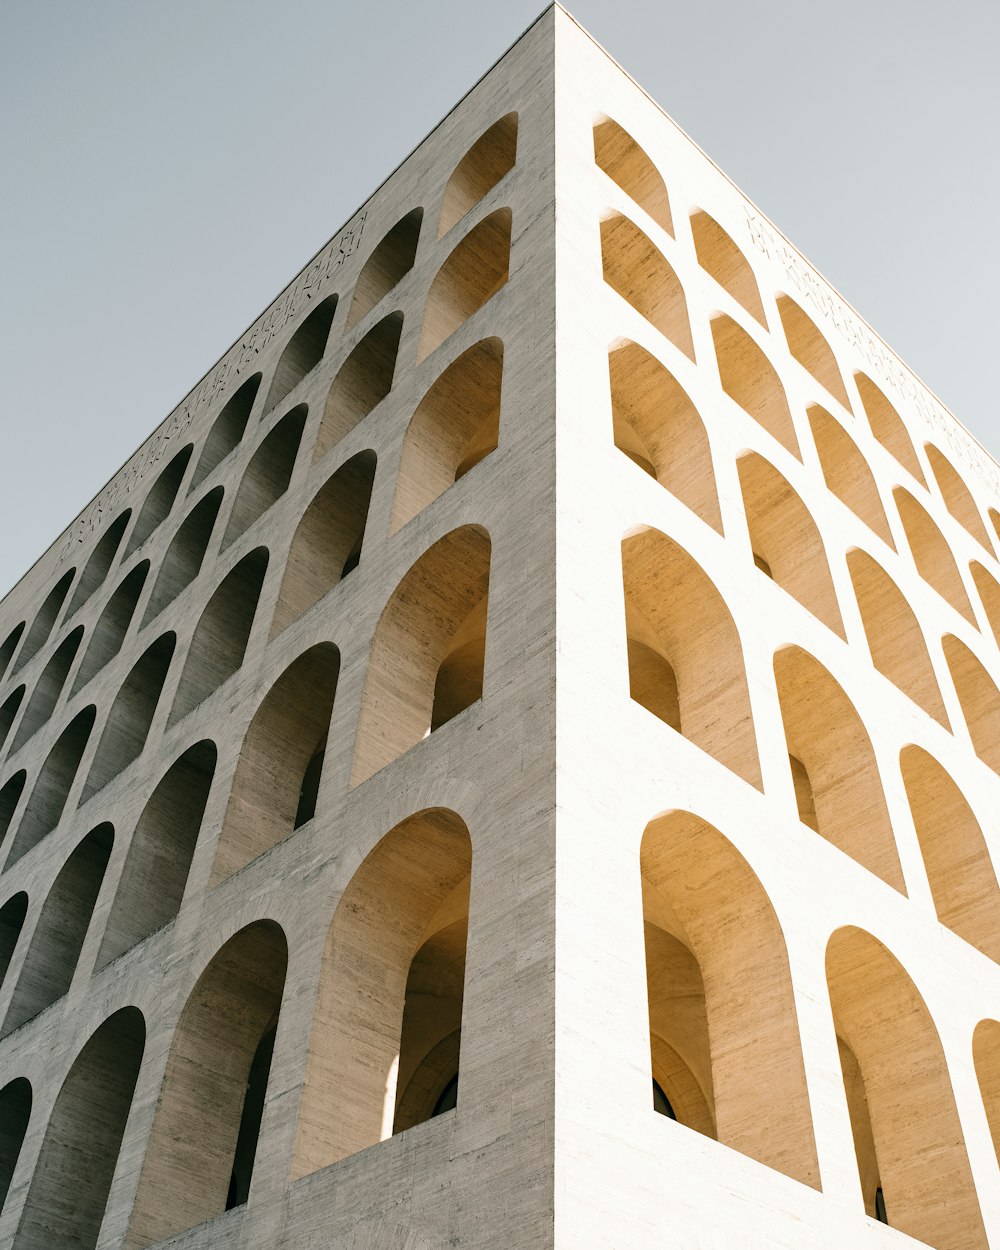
[[1, 0, 997, 597]]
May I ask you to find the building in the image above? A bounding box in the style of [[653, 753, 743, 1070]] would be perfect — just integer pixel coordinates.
[[1, 6, 1000, 1248]]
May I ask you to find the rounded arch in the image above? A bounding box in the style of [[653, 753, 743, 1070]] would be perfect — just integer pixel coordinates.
[[347, 208, 422, 328], [855, 372, 925, 484], [126, 922, 286, 1247], [293, 808, 472, 1177], [418, 209, 511, 362], [437, 112, 517, 237], [847, 548, 948, 724], [262, 294, 337, 416], [391, 339, 503, 534], [67, 511, 131, 616], [641, 810, 818, 1186], [143, 486, 224, 624], [124, 445, 193, 558], [622, 526, 761, 789], [925, 444, 990, 549], [11, 625, 84, 752], [0, 893, 28, 996], [773, 645, 904, 891], [943, 634, 1000, 773], [690, 208, 764, 323], [776, 293, 851, 411], [737, 451, 844, 635], [212, 643, 340, 886], [0, 623, 25, 684], [15, 1007, 144, 1250], [593, 116, 672, 235], [271, 452, 376, 635], [71, 561, 149, 695], [608, 340, 722, 532], [600, 212, 693, 360], [8, 707, 96, 865], [190, 373, 261, 489], [222, 406, 306, 548], [314, 312, 403, 460], [894, 486, 975, 622], [11, 570, 74, 678], [807, 404, 894, 546], [0, 1077, 31, 1214], [710, 313, 799, 457], [352, 526, 491, 785], [827, 926, 986, 1247], [0, 685, 25, 753]]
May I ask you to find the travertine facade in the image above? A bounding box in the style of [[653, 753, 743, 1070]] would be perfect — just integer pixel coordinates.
[[2, 8, 1000, 1248]]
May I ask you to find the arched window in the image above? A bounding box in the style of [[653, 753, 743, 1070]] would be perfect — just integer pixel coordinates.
[[773, 645, 905, 891], [622, 527, 761, 788], [271, 453, 375, 635], [608, 341, 722, 532], [926, 444, 992, 549], [690, 209, 764, 323], [293, 809, 470, 1177], [827, 927, 986, 1246], [8, 707, 96, 865], [0, 773, 26, 852], [711, 314, 799, 457], [143, 487, 224, 624], [213, 644, 339, 885], [11, 570, 74, 678], [10, 626, 84, 751], [776, 294, 851, 411], [262, 295, 337, 416], [0, 686, 25, 753], [0, 622, 25, 683], [807, 405, 894, 546], [82, 635, 175, 802], [352, 528, 490, 784], [593, 117, 672, 235], [15, 1008, 144, 1250], [222, 406, 306, 548], [3, 825, 112, 1035], [847, 549, 948, 724], [418, 209, 511, 361], [641, 811, 818, 1186], [855, 372, 925, 485], [391, 339, 503, 533], [600, 212, 693, 360], [71, 562, 149, 695], [0, 1078, 30, 1213], [124, 446, 193, 558], [66, 511, 131, 616], [169, 548, 268, 724], [126, 923, 286, 1246], [737, 452, 845, 636], [347, 209, 422, 327], [438, 113, 517, 237], [190, 374, 261, 489], [943, 635, 1000, 774], [894, 487, 975, 622], [0, 893, 28, 994], [97, 742, 216, 968], [314, 313, 403, 461]]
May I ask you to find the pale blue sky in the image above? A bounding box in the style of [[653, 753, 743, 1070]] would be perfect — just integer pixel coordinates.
[[1, 0, 997, 596]]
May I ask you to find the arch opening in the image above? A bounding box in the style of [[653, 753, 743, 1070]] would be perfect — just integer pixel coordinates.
[[0, 1078, 31, 1214], [71, 563, 149, 695], [690, 209, 764, 323], [418, 209, 511, 362], [143, 487, 224, 624], [601, 213, 693, 360], [807, 405, 894, 546], [67, 512, 131, 616], [438, 113, 517, 237], [895, 487, 975, 622], [222, 406, 306, 549], [124, 446, 193, 558], [855, 373, 925, 484], [926, 445, 991, 549], [191, 374, 261, 489], [943, 635, 1000, 773], [9, 707, 96, 864], [593, 117, 673, 236], [0, 686, 25, 753], [0, 893, 28, 996], [315, 314, 403, 460], [11, 626, 84, 752], [711, 314, 798, 457], [347, 209, 423, 327], [12, 571, 74, 678], [777, 294, 851, 411], [0, 623, 25, 683], [263, 295, 337, 416]]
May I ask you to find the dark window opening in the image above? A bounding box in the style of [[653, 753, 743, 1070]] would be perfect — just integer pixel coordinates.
[[226, 1024, 276, 1211], [652, 1079, 677, 1121], [294, 739, 326, 830], [432, 1073, 459, 1118], [875, 1186, 888, 1225]]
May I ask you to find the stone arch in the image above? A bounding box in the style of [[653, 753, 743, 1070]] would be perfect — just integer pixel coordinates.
[[143, 486, 224, 624], [292, 808, 471, 1177], [9, 707, 96, 864], [126, 922, 286, 1247], [124, 446, 192, 558], [0, 774, 26, 852], [807, 404, 893, 546], [212, 643, 339, 885], [15, 1007, 144, 1250], [190, 373, 261, 489], [97, 741, 216, 968], [419, 209, 511, 362], [943, 635, 1000, 773], [971, 560, 1000, 645], [3, 824, 112, 1035], [315, 315, 403, 464], [593, 116, 672, 235], [900, 746, 1000, 959], [773, 646, 904, 891], [71, 562, 149, 695], [737, 452, 844, 636], [608, 340, 722, 532], [67, 511, 131, 616], [622, 526, 761, 788], [391, 339, 503, 534], [0, 686, 24, 752], [776, 293, 851, 411], [0, 894, 27, 995], [855, 372, 925, 485], [827, 927, 986, 1247], [710, 314, 798, 457], [11, 626, 84, 752], [641, 811, 818, 1185], [600, 212, 693, 360], [847, 549, 948, 725], [347, 209, 422, 328], [690, 208, 764, 323], [222, 406, 306, 548], [82, 635, 175, 802], [894, 487, 975, 622], [169, 548, 268, 724], [973, 1020, 1000, 1165], [351, 528, 490, 785], [0, 623, 25, 683], [263, 294, 337, 416], [11, 571, 74, 678], [926, 444, 991, 549], [0, 1078, 30, 1213], [438, 113, 517, 237], [271, 453, 376, 635]]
